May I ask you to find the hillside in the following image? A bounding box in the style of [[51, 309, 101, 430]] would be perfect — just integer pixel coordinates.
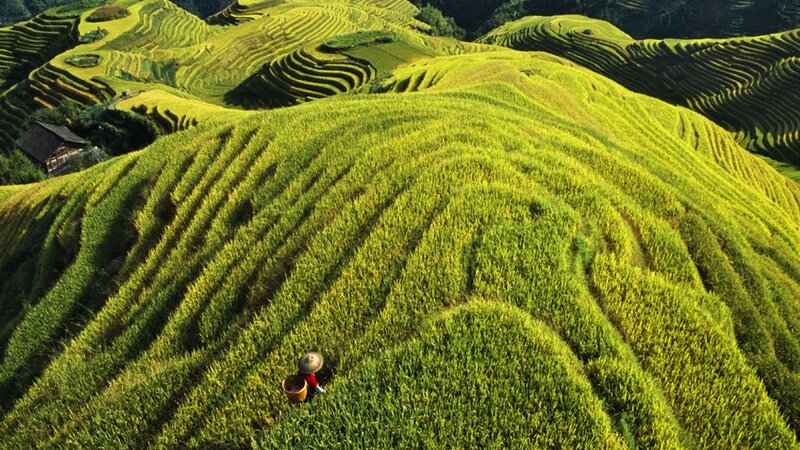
[[6, 0, 800, 40], [0, 0, 447, 152], [0, 0, 229, 25], [5, 1, 800, 171], [479, 15, 800, 165], [1, 47, 800, 448], [423, 0, 800, 39]]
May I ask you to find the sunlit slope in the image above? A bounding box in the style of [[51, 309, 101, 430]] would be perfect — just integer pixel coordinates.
[[479, 15, 800, 166], [2, 52, 800, 448], [428, 0, 800, 39], [227, 31, 494, 108], [63, 0, 427, 102], [2, 0, 429, 135]]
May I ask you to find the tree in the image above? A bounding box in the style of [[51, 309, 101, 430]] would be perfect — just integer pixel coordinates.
[[0, 149, 44, 185], [416, 4, 466, 39], [72, 105, 164, 155]]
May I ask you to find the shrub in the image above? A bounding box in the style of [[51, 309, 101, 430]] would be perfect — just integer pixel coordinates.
[[27, 101, 82, 127], [416, 4, 465, 39], [86, 5, 130, 22], [73, 106, 164, 155], [65, 54, 101, 68], [57, 146, 110, 175], [0, 149, 44, 185], [78, 28, 108, 44], [321, 31, 398, 51]]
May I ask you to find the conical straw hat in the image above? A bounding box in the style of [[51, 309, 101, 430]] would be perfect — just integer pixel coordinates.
[[297, 352, 324, 374]]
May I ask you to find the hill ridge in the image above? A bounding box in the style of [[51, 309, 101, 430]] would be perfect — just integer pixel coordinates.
[[479, 15, 800, 165]]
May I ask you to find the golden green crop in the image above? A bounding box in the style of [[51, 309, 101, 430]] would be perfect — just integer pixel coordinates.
[[479, 15, 800, 166], [0, 50, 799, 448]]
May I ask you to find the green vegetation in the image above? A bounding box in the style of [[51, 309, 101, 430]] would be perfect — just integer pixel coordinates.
[[1, 50, 800, 448], [761, 156, 800, 184], [0, 149, 44, 184], [27, 100, 82, 126], [86, 5, 129, 22], [322, 31, 399, 51], [227, 43, 381, 108], [65, 53, 101, 67], [71, 103, 164, 154], [260, 301, 628, 448], [0, 13, 80, 90], [421, 0, 800, 38], [0, 12, 80, 154], [78, 27, 107, 43], [479, 15, 800, 165], [415, 4, 464, 39], [2, 0, 231, 25], [0, 0, 431, 140], [56, 145, 110, 174], [0, 1, 800, 445]]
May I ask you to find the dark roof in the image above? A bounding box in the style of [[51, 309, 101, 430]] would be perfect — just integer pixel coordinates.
[[15, 122, 88, 164], [35, 122, 89, 145]]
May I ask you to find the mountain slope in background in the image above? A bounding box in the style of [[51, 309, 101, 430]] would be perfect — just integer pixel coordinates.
[[5, 0, 800, 170], [424, 0, 800, 39], [0, 0, 229, 25], [1, 49, 800, 448], [0, 0, 435, 151], [5, 0, 800, 39], [479, 15, 800, 165]]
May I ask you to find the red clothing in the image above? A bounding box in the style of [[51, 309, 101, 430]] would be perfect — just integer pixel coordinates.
[[304, 373, 319, 390]]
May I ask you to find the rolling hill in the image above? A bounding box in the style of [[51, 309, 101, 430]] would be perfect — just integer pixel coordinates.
[[479, 15, 800, 166], [424, 0, 800, 39], [1, 0, 800, 448], [0, 0, 229, 26], [1, 46, 800, 448], [4, 1, 800, 170], [0, 0, 441, 151]]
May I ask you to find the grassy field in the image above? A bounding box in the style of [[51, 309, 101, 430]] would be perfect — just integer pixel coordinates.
[[1, 49, 799, 448], [479, 15, 800, 167]]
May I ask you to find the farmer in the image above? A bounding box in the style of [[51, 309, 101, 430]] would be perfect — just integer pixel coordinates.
[[298, 351, 325, 395]]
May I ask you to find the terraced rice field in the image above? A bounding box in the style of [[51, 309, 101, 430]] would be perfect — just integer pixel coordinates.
[[0, 82, 37, 149], [479, 15, 800, 165], [0, 0, 436, 145], [106, 0, 428, 102], [231, 44, 378, 108], [116, 89, 254, 131], [623, 0, 800, 37], [0, 12, 80, 149], [0, 13, 79, 88], [1, 51, 800, 449], [228, 32, 460, 108]]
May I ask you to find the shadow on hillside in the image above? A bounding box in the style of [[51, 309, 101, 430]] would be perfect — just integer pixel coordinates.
[[224, 69, 295, 110]]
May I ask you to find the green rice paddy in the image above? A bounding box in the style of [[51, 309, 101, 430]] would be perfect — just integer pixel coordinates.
[[0, 1, 800, 448], [1, 48, 800, 448]]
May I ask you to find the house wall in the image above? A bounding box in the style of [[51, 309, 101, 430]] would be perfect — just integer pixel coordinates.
[[45, 144, 83, 173]]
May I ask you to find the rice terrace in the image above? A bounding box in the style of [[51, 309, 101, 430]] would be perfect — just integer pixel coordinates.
[[0, 0, 799, 448]]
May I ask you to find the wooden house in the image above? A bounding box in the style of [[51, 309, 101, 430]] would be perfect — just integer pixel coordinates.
[[15, 122, 89, 173]]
